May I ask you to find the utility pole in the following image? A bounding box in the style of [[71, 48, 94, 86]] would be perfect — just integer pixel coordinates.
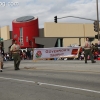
[[96, 0, 100, 40]]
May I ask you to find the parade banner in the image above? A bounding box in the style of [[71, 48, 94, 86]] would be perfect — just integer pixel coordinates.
[[33, 47, 80, 59]]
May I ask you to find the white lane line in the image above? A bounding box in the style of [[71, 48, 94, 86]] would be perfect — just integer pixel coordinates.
[[0, 76, 100, 94], [38, 82, 100, 94], [0, 77, 35, 83]]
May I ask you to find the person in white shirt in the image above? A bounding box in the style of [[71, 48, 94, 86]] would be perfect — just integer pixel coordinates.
[[10, 39, 21, 70]]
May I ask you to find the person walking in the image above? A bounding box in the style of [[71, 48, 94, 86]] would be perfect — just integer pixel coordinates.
[[84, 37, 96, 64], [0, 43, 4, 72], [10, 39, 21, 70]]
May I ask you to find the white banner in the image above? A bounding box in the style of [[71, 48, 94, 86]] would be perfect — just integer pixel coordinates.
[[33, 47, 80, 59]]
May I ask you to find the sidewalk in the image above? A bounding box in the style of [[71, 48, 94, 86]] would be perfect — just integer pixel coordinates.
[[4, 60, 100, 73]]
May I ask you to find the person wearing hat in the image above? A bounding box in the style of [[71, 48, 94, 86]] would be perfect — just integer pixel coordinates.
[[84, 37, 96, 64], [10, 39, 21, 70], [0, 43, 4, 72]]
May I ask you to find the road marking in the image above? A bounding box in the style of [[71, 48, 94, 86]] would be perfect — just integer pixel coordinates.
[[0, 77, 100, 94], [30, 68, 100, 74], [38, 82, 100, 94], [0, 77, 35, 83]]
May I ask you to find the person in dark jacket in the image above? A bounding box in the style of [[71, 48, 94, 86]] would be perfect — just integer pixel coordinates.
[[0, 43, 4, 72]]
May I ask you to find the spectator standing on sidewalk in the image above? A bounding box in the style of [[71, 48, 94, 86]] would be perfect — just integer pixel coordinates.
[[98, 40, 100, 47], [84, 37, 96, 64], [30, 50, 33, 60]]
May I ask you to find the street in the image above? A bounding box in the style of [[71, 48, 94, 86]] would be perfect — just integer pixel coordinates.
[[0, 60, 100, 100]]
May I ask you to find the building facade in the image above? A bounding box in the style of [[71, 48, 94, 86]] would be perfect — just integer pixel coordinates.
[[12, 16, 39, 48], [0, 21, 99, 53], [35, 22, 98, 47], [0, 26, 10, 40]]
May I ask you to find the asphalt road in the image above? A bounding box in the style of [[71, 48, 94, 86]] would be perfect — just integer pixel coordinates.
[[0, 60, 100, 100]]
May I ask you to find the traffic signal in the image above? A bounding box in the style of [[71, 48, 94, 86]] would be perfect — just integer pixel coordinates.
[[93, 20, 98, 32], [54, 16, 57, 23]]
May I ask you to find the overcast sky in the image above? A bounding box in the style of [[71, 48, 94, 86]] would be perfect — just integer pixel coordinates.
[[0, 0, 100, 30]]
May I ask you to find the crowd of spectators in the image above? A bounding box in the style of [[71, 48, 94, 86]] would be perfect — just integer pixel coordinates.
[[3, 50, 33, 61], [2, 42, 100, 61]]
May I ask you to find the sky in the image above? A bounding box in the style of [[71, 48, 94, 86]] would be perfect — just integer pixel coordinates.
[[0, 0, 100, 30]]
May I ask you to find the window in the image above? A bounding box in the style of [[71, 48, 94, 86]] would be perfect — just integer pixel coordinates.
[[26, 36, 28, 42], [19, 28, 24, 46], [19, 28, 23, 37]]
